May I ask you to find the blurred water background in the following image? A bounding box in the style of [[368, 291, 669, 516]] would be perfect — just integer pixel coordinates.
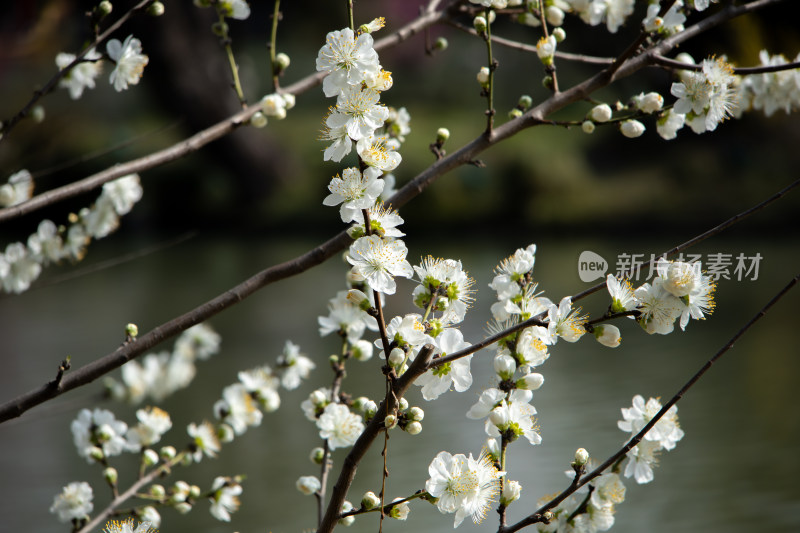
[[1, 1, 800, 533]]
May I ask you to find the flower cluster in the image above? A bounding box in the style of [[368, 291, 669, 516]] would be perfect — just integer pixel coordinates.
[[0, 174, 143, 294], [55, 34, 149, 99], [608, 257, 716, 335], [106, 323, 221, 404], [736, 50, 800, 117], [668, 55, 738, 135], [538, 469, 626, 533], [618, 394, 684, 483]]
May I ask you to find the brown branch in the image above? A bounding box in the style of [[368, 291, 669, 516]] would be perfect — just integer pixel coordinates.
[[317, 345, 435, 533], [500, 273, 800, 533]]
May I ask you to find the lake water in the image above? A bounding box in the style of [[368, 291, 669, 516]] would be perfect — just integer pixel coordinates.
[[0, 234, 798, 533]]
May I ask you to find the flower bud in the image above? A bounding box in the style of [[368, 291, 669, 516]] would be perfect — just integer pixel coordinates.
[[589, 103, 613, 122], [31, 105, 45, 123], [310, 389, 328, 406], [477, 66, 490, 86], [593, 324, 621, 347], [125, 323, 138, 339], [189, 485, 202, 499], [634, 91, 664, 114], [518, 94, 533, 110], [398, 397, 409, 411], [212, 21, 229, 37], [405, 421, 422, 435], [362, 491, 381, 510], [574, 447, 590, 466], [545, 5, 565, 26], [542, 75, 554, 90], [362, 400, 377, 418], [553, 27, 566, 42], [494, 353, 516, 380], [389, 499, 410, 520], [339, 501, 355, 526], [172, 480, 190, 498], [275, 52, 291, 72], [250, 111, 267, 128], [407, 406, 425, 421], [160, 446, 177, 461], [352, 339, 373, 361], [296, 475, 321, 495], [89, 446, 104, 462], [489, 407, 509, 428], [436, 127, 450, 143], [103, 467, 118, 485], [98, 1, 113, 16], [174, 502, 192, 514], [143, 448, 159, 466], [217, 423, 235, 443], [384, 414, 397, 429], [486, 438, 501, 462], [508, 108, 523, 119], [149, 484, 166, 499], [582, 120, 596, 134], [147, 1, 165, 16], [388, 348, 405, 368], [138, 507, 161, 528], [346, 289, 371, 311], [473, 15, 487, 33], [310, 447, 325, 465], [329, 354, 339, 366], [620, 119, 646, 138], [516, 372, 544, 390], [434, 37, 448, 51], [501, 479, 522, 505]]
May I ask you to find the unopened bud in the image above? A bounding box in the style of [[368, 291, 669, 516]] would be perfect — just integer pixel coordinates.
[[545, 5, 565, 26], [250, 111, 267, 128], [296, 475, 321, 495], [388, 348, 405, 368], [593, 324, 621, 347], [436, 127, 450, 143], [620, 119, 646, 138], [589, 103, 613, 123], [159, 446, 177, 461], [508, 108, 523, 119], [275, 52, 291, 72], [103, 467, 118, 485], [147, 1, 165, 16], [97, 1, 113, 16], [174, 502, 192, 514], [189, 485, 202, 499], [125, 323, 138, 339], [31, 105, 45, 123], [384, 414, 397, 429], [407, 406, 425, 421], [217, 423, 235, 443], [518, 94, 533, 110], [398, 397, 409, 411], [405, 421, 422, 435], [434, 37, 448, 51], [501, 479, 522, 505], [494, 353, 516, 380], [582, 120, 596, 134], [362, 491, 381, 510], [574, 447, 590, 466], [143, 448, 159, 466], [553, 27, 566, 42], [473, 16, 487, 33], [310, 447, 325, 464], [516, 372, 544, 390], [149, 484, 166, 499], [477, 66, 490, 86]]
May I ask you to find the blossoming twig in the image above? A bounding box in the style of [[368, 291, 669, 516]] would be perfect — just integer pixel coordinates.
[[499, 273, 799, 533], [0, 0, 155, 141]]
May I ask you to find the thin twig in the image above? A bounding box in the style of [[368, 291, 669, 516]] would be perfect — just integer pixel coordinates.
[[652, 53, 800, 74]]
